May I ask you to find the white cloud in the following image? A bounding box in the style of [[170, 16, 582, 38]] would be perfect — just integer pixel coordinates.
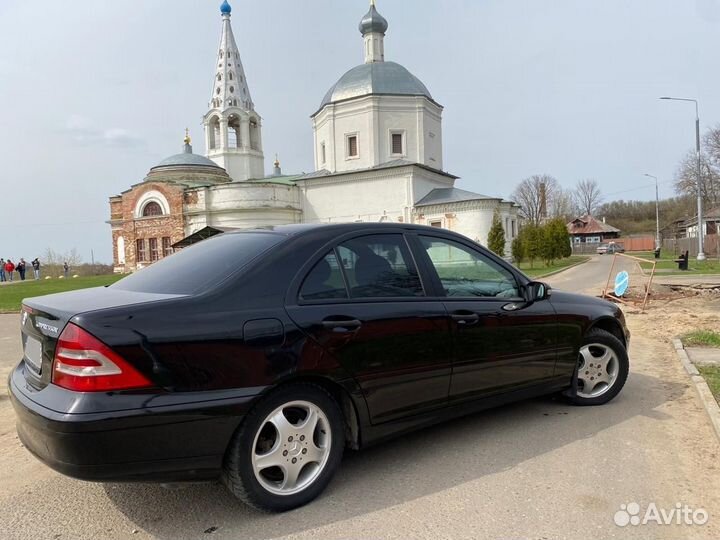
[[63, 115, 145, 149]]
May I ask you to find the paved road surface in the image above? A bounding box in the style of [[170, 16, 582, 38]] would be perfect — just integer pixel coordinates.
[[1, 257, 719, 539], [544, 254, 613, 294]]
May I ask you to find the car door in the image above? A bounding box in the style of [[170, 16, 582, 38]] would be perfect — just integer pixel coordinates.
[[412, 234, 558, 402], [285, 233, 453, 424]]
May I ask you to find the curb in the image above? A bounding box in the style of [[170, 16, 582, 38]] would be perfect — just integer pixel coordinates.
[[534, 257, 591, 279], [673, 338, 720, 443]]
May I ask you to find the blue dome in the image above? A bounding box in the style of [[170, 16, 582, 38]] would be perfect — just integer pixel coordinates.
[[220, 1, 232, 15]]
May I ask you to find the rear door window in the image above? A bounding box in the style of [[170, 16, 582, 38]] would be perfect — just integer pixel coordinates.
[[299, 251, 348, 301], [336, 234, 424, 298]]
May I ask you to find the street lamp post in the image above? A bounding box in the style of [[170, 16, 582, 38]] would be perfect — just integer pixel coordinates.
[[660, 96, 706, 261], [644, 174, 661, 251]]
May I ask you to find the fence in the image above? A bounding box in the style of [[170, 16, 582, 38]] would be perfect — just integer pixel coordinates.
[[662, 234, 719, 258], [571, 235, 655, 255], [620, 236, 655, 251]]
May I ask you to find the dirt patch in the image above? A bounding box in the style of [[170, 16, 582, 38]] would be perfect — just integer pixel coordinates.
[[620, 291, 720, 344]]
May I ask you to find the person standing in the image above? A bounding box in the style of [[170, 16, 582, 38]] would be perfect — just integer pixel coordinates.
[[17, 258, 26, 281], [63, 261, 69, 279], [0, 258, 5, 282], [5, 259, 15, 282], [32, 258, 40, 280]]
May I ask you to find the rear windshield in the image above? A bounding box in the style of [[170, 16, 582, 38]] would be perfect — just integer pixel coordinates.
[[111, 232, 285, 295]]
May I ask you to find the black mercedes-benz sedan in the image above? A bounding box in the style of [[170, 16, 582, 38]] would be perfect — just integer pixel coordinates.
[[9, 223, 629, 511]]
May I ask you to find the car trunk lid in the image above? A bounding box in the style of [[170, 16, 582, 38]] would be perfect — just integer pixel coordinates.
[[20, 287, 185, 390]]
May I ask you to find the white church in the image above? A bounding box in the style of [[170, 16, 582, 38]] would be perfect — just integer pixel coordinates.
[[109, 0, 520, 271]]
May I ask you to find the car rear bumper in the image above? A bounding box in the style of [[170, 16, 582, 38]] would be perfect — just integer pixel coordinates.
[[9, 363, 263, 482]]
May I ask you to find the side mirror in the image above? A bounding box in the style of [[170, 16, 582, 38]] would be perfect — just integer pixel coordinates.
[[525, 281, 551, 302]]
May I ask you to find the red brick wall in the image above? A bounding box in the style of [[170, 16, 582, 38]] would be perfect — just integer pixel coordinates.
[[110, 183, 186, 271]]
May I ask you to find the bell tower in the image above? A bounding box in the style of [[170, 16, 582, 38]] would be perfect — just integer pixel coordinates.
[[204, 0, 265, 181]]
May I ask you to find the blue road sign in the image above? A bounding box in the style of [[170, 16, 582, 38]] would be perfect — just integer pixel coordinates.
[[614, 270, 629, 297]]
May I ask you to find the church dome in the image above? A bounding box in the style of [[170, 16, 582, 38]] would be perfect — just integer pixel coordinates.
[[220, 1, 232, 15], [318, 61, 432, 110], [152, 152, 223, 170], [149, 137, 226, 174], [359, 4, 388, 35]]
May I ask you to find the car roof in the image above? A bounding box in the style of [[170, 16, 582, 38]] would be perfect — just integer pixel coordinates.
[[226, 222, 463, 237]]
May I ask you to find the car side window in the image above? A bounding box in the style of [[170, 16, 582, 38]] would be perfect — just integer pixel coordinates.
[[419, 236, 520, 298], [337, 234, 424, 298], [299, 251, 348, 301]]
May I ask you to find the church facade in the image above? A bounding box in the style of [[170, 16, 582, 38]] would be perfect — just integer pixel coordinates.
[[109, 1, 520, 272]]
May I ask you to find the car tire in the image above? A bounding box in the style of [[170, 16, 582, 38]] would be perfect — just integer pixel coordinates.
[[222, 383, 344, 512], [566, 328, 629, 406]]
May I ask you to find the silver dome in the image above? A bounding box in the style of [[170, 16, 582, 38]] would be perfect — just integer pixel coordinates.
[[318, 61, 432, 110], [359, 5, 388, 35], [152, 149, 223, 170]]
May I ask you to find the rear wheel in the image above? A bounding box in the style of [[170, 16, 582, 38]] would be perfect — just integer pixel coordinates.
[[222, 384, 344, 512], [566, 329, 629, 406]]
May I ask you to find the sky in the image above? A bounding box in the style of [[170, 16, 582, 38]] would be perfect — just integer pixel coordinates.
[[0, 0, 718, 263]]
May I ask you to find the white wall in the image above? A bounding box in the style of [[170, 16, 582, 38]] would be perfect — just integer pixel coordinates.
[[297, 165, 456, 225], [414, 200, 520, 256], [299, 170, 412, 224], [184, 183, 302, 234], [312, 95, 443, 173]]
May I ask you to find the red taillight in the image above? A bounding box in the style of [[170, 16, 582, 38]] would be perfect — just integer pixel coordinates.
[[52, 323, 152, 392]]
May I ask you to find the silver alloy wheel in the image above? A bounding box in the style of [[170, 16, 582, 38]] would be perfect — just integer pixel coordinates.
[[577, 343, 619, 398], [251, 400, 332, 496]]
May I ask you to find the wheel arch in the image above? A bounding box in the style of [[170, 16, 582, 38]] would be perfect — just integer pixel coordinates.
[[587, 316, 627, 348], [259, 375, 364, 451]]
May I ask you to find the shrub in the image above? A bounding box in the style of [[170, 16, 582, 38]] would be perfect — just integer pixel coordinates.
[[487, 211, 507, 256]]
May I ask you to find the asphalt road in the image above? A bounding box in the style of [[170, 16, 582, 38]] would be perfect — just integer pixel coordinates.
[[1, 256, 719, 539], [544, 254, 616, 295]]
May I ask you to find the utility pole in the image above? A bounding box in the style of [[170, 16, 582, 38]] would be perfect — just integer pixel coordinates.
[[660, 97, 706, 260], [644, 174, 661, 251]]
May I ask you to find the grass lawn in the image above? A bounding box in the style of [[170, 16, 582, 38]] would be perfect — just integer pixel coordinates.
[[698, 366, 720, 403], [683, 330, 720, 403], [0, 274, 125, 313], [683, 330, 720, 348], [631, 251, 720, 275], [517, 256, 589, 278]]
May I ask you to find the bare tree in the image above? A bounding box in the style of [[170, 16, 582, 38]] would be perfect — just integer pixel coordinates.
[[674, 150, 719, 207], [511, 174, 562, 225], [673, 127, 720, 207], [551, 189, 576, 221], [573, 179, 603, 216]]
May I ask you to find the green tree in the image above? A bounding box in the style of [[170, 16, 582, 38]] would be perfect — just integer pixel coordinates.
[[519, 223, 543, 268], [511, 235, 525, 264], [487, 211, 506, 256], [541, 218, 571, 265]]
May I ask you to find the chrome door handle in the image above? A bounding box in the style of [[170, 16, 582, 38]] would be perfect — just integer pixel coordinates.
[[451, 312, 480, 325], [321, 318, 362, 331]]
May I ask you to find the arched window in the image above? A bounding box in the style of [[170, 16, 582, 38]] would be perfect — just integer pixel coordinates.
[[229, 72, 233, 80], [142, 201, 163, 217], [217, 73, 222, 81], [208, 116, 220, 149], [249, 118, 260, 150], [228, 115, 240, 148]]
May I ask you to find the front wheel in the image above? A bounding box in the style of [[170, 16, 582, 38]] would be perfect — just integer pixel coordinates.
[[566, 329, 629, 406], [222, 384, 344, 512]]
